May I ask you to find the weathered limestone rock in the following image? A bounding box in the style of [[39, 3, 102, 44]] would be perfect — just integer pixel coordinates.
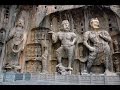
[[0, 5, 120, 77]]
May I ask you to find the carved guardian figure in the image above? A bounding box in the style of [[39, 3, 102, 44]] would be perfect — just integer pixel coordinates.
[[49, 20, 77, 74], [83, 18, 116, 75]]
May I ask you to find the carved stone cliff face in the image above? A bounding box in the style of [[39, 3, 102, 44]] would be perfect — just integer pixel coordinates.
[[0, 5, 120, 75]]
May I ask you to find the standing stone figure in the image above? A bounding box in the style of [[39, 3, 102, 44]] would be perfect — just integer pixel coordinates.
[[49, 20, 77, 74], [113, 39, 119, 53], [6, 18, 26, 72], [83, 18, 116, 75], [41, 41, 48, 73], [113, 57, 120, 72]]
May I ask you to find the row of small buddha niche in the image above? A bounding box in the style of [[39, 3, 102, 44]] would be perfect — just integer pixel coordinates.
[[26, 45, 42, 58], [0, 28, 6, 56], [49, 18, 117, 75], [25, 42, 48, 73], [31, 31, 46, 42], [112, 39, 120, 72]]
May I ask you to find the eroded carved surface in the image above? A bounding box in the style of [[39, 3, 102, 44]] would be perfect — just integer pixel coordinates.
[[0, 5, 120, 76]]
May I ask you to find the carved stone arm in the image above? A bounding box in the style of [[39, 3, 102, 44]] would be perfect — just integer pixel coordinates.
[[6, 28, 15, 43], [52, 32, 58, 43], [21, 30, 27, 51], [48, 31, 58, 43], [72, 33, 77, 45], [83, 31, 95, 51], [99, 31, 112, 42], [83, 32, 90, 49]]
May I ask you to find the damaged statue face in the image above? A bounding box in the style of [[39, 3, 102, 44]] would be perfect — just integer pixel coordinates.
[[61, 20, 70, 31], [16, 19, 24, 28], [90, 18, 100, 29]]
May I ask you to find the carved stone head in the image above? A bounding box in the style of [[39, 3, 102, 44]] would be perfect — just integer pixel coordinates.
[[90, 18, 100, 29], [61, 20, 70, 31], [16, 18, 24, 28], [113, 39, 118, 44]]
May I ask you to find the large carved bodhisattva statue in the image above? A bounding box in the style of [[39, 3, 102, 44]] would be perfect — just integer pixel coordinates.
[[83, 18, 116, 75], [9, 19, 25, 53], [6, 18, 26, 72], [49, 20, 77, 74]]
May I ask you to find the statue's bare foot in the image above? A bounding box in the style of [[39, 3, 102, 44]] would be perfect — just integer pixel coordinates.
[[67, 67, 73, 71], [104, 69, 117, 76]]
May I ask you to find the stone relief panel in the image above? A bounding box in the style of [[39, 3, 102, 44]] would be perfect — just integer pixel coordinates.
[[24, 28, 50, 73], [41, 6, 120, 75], [26, 60, 42, 73], [25, 44, 42, 60], [0, 5, 120, 75], [25, 44, 42, 73]]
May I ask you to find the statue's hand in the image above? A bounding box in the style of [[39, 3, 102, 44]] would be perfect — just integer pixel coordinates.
[[69, 41, 75, 46], [99, 32, 104, 38], [99, 32, 107, 38], [48, 31, 54, 34], [89, 47, 96, 52]]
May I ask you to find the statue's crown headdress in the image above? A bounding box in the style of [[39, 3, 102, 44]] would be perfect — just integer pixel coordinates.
[[62, 20, 69, 25], [90, 18, 99, 25]]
